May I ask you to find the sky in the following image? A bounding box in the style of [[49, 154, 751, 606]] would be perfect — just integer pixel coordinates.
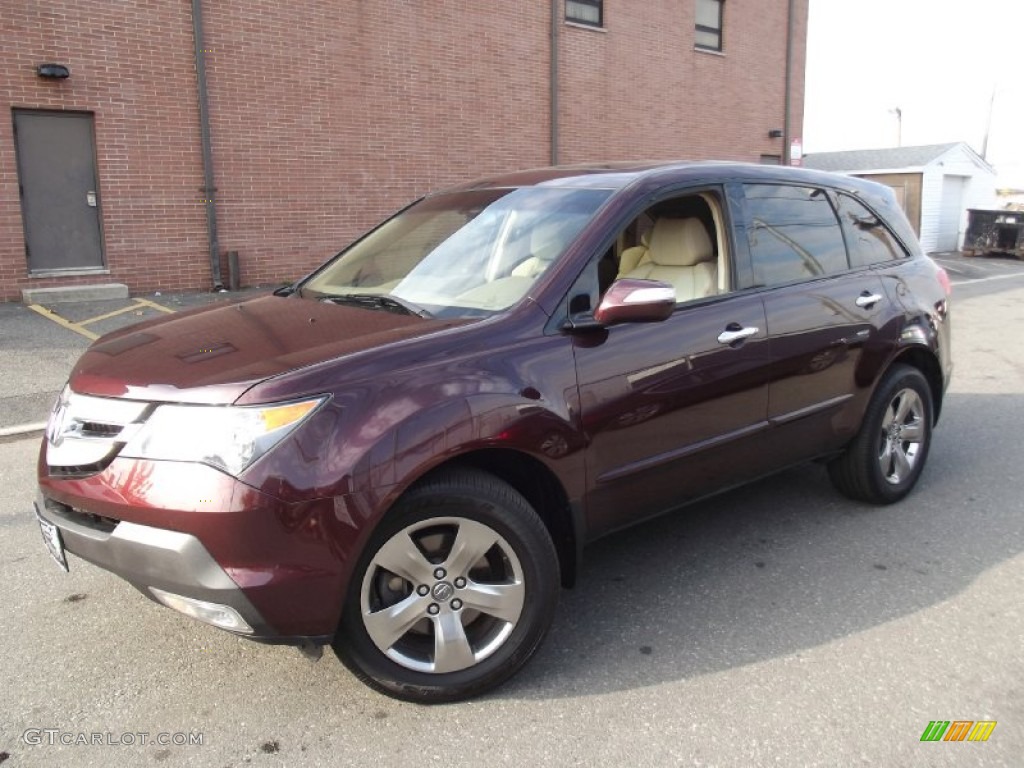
[[803, 0, 1024, 188]]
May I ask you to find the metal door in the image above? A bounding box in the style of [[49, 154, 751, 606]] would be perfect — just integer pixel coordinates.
[[13, 110, 105, 273], [937, 175, 967, 252]]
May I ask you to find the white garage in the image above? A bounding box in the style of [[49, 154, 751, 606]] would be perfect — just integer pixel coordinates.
[[804, 143, 998, 253]]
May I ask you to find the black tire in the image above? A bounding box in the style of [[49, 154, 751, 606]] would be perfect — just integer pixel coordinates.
[[828, 364, 934, 504], [334, 468, 559, 703]]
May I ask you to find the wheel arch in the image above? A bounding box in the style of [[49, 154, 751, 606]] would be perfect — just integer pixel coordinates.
[[411, 448, 580, 589], [889, 346, 945, 424]]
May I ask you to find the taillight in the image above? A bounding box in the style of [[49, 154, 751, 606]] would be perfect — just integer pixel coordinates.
[[936, 266, 952, 296]]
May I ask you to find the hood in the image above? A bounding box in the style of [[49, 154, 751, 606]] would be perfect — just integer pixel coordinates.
[[68, 295, 469, 404]]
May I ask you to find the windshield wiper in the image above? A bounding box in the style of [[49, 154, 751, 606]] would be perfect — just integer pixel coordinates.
[[273, 283, 299, 296], [321, 293, 432, 318]]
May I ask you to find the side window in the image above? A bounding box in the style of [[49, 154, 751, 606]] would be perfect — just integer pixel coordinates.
[[565, 192, 729, 317], [615, 193, 727, 305], [835, 193, 908, 267], [743, 184, 849, 286]]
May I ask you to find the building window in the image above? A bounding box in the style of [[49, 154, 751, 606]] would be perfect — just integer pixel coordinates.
[[695, 0, 724, 51], [566, 0, 602, 27]]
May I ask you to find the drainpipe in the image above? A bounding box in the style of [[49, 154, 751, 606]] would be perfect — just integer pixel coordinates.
[[191, 0, 223, 290], [550, 0, 559, 166], [782, 0, 795, 164]]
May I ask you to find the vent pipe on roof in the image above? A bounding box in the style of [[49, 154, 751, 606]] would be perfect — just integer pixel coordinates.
[[191, 0, 223, 290]]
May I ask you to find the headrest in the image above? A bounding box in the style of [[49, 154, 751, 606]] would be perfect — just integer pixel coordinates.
[[647, 218, 713, 267], [530, 218, 571, 262]]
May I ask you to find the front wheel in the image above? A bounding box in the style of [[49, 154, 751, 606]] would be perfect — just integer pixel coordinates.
[[334, 469, 559, 703], [829, 364, 934, 504]]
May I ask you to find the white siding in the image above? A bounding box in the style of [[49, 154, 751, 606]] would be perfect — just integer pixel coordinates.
[[919, 167, 945, 252], [919, 145, 997, 252]]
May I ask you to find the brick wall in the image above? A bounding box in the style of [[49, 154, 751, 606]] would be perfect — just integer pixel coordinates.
[[559, 1, 806, 163], [0, 1, 210, 301], [199, 0, 551, 294], [0, 1, 807, 302]]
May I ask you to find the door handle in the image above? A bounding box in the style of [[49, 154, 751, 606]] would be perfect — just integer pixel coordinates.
[[717, 326, 759, 345], [855, 292, 882, 308]]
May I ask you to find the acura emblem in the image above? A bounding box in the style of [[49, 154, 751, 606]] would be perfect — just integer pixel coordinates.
[[47, 396, 70, 447], [431, 582, 455, 602]]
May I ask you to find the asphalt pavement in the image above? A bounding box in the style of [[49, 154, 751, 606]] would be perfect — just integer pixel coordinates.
[[1, 261, 1023, 766]]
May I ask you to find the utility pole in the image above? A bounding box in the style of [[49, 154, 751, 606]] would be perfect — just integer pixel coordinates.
[[981, 88, 995, 161], [889, 107, 902, 147]]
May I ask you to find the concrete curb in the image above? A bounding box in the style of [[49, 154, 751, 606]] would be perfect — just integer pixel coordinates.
[[21, 283, 129, 304], [0, 422, 47, 438]]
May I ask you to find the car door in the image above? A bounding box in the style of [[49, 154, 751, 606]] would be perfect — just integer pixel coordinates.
[[739, 183, 903, 464], [568, 189, 772, 539], [762, 272, 894, 453], [574, 295, 770, 538]]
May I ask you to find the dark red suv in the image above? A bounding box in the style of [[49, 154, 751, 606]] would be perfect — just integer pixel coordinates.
[[35, 162, 951, 702]]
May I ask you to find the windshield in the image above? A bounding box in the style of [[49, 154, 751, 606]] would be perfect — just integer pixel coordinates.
[[301, 187, 612, 318]]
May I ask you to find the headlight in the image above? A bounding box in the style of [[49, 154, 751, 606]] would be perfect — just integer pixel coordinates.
[[120, 396, 327, 476]]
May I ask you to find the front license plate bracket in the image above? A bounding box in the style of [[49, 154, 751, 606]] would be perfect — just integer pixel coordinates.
[[35, 504, 69, 573]]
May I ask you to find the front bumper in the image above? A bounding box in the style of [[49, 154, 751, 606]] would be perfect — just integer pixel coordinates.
[[36, 453, 348, 644], [35, 492, 269, 635]]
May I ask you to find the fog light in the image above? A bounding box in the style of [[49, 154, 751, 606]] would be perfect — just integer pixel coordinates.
[[149, 587, 253, 633]]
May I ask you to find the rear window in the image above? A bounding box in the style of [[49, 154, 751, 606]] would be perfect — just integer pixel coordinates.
[[835, 193, 908, 267], [743, 184, 849, 286]]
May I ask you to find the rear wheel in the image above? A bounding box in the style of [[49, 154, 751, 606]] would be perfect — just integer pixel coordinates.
[[829, 364, 933, 504], [334, 469, 559, 703]]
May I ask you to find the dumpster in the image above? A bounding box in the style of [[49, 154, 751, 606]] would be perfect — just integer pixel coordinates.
[[963, 208, 1024, 258]]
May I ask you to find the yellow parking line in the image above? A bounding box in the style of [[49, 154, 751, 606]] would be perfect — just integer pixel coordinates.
[[77, 303, 146, 326], [28, 296, 175, 340], [26, 304, 99, 341], [133, 297, 176, 314]]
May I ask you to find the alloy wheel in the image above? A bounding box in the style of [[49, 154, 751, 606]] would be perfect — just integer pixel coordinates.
[[876, 387, 926, 485], [359, 516, 525, 674]]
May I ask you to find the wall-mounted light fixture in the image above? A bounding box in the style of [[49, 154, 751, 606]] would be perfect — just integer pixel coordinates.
[[37, 63, 70, 79], [768, 129, 784, 139]]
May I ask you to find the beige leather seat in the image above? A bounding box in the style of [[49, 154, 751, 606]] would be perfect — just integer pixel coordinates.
[[459, 219, 570, 310], [511, 219, 571, 278], [621, 217, 717, 303], [617, 232, 650, 277]]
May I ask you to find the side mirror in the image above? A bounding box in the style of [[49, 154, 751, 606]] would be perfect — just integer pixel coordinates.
[[592, 278, 676, 326]]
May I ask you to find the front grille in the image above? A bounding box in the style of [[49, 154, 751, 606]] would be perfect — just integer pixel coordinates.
[[73, 509, 119, 533], [43, 497, 119, 533], [77, 421, 125, 438], [45, 387, 150, 476], [47, 460, 116, 479]]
